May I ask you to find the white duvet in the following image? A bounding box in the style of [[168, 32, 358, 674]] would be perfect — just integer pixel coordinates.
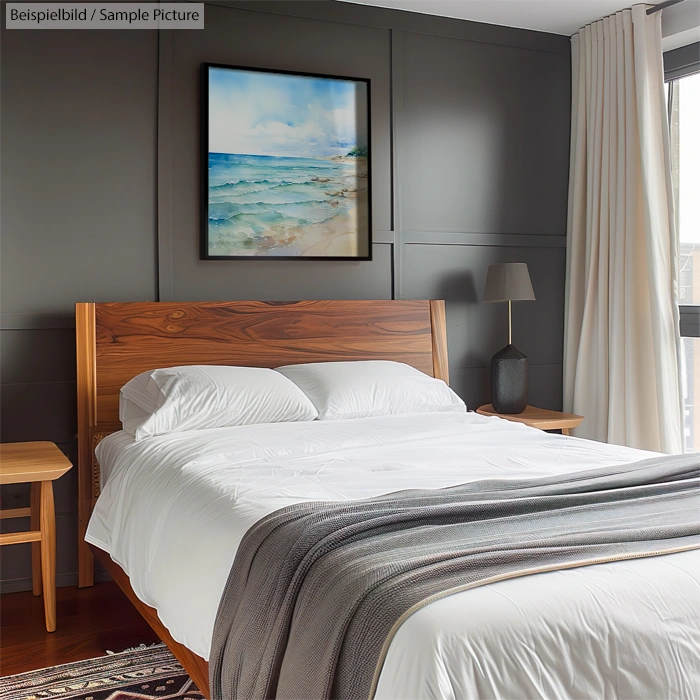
[[86, 412, 700, 699]]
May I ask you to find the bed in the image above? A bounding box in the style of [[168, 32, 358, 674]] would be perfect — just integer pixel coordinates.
[[76, 300, 700, 699], [76, 300, 450, 693]]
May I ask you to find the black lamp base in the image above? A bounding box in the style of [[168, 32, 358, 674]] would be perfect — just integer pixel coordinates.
[[490, 344, 528, 414]]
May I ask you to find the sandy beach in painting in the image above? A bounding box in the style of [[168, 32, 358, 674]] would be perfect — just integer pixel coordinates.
[[207, 152, 369, 257]]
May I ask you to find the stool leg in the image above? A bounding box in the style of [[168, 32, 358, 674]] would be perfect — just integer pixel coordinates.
[[562, 428, 570, 436], [30, 483, 42, 596], [39, 481, 56, 632]]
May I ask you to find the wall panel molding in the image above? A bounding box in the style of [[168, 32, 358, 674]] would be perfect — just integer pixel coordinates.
[[391, 27, 405, 299], [373, 231, 395, 244], [0, 314, 75, 331], [157, 29, 175, 302], [405, 232, 566, 248]]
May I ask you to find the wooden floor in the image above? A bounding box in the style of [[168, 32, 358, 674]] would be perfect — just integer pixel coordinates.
[[0, 581, 160, 676]]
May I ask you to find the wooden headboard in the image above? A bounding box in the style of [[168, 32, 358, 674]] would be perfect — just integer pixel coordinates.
[[75, 299, 448, 586]]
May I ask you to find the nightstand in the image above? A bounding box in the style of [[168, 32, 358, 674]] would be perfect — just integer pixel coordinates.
[[476, 404, 584, 435], [0, 441, 72, 632]]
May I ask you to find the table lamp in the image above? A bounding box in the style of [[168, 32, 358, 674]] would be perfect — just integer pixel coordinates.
[[483, 262, 535, 414]]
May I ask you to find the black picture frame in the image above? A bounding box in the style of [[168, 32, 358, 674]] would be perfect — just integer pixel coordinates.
[[201, 63, 372, 261]]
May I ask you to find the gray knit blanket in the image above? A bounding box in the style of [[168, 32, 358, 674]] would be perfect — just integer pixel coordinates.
[[210, 453, 700, 700]]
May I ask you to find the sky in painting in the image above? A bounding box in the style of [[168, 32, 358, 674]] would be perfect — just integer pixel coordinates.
[[208, 67, 368, 158]]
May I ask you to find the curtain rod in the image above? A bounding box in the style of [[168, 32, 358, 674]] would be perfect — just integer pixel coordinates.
[[647, 0, 685, 15]]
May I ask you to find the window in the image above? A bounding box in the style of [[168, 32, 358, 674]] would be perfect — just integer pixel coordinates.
[[666, 46, 700, 451]]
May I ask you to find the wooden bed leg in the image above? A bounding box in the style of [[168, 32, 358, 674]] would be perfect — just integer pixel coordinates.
[[78, 540, 94, 587]]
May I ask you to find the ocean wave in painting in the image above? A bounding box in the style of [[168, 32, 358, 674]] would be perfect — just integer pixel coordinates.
[[207, 152, 368, 256]]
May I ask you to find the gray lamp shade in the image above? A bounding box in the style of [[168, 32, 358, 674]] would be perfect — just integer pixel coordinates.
[[483, 263, 536, 303]]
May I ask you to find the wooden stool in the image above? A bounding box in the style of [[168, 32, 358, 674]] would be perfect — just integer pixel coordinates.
[[0, 441, 72, 632]]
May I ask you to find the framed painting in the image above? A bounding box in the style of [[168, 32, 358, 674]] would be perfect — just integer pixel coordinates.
[[201, 63, 372, 260]]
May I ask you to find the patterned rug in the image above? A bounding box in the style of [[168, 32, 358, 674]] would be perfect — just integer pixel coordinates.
[[0, 644, 204, 700]]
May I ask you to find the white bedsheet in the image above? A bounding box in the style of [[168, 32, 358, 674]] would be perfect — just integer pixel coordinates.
[[86, 412, 700, 699]]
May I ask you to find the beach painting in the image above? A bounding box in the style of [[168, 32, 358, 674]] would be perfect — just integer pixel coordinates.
[[202, 64, 371, 259]]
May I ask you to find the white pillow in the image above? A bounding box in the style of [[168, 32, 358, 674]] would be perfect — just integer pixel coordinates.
[[119, 365, 318, 440], [275, 360, 465, 420], [119, 370, 163, 435]]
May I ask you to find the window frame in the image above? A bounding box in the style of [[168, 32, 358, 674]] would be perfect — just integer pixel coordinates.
[[664, 42, 700, 338]]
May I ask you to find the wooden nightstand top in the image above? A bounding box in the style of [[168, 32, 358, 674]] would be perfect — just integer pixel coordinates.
[[476, 405, 584, 431], [0, 442, 72, 485]]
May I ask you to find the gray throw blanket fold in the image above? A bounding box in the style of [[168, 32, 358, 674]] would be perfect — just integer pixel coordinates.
[[210, 453, 700, 700]]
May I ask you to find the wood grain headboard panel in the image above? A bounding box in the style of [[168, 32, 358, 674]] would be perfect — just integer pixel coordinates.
[[75, 299, 448, 586]]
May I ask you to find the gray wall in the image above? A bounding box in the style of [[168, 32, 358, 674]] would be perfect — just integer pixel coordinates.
[[0, 26, 159, 591], [0, 1, 570, 591]]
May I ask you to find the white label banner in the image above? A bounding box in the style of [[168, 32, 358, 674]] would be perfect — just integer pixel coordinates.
[[6, 3, 204, 28]]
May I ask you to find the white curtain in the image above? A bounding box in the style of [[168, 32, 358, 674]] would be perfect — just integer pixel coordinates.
[[564, 5, 684, 454]]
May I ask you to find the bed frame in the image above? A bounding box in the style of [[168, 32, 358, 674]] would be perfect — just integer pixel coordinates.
[[75, 299, 449, 696]]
